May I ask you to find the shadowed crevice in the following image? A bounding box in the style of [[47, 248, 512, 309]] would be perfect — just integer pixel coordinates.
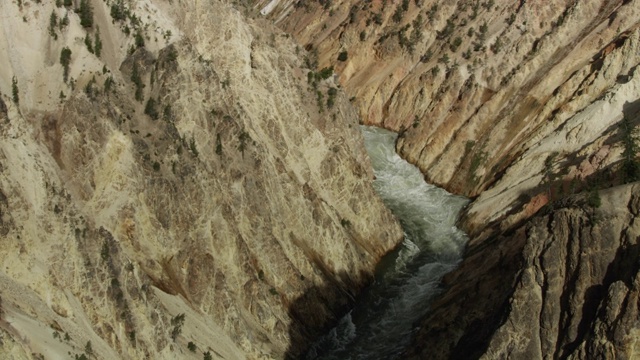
[[285, 270, 372, 359]]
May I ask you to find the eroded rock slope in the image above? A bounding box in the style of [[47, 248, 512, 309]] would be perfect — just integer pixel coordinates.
[[0, 0, 402, 358]]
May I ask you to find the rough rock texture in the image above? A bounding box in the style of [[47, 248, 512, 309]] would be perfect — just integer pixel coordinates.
[[253, 0, 640, 358], [407, 184, 640, 359], [256, 0, 640, 232], [0, 0, 402, 359]]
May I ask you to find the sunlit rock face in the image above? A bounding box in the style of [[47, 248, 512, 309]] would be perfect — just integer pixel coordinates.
[[255, 0, 640, 358], [0, 0, 402, 358], [256, 0, 640, 232]]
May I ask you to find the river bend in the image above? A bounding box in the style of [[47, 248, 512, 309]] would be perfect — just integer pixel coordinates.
[[306, 126, 469, 359]]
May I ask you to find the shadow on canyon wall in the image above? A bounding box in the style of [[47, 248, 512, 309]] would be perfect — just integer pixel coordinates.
[[285, 270, 371, 359], [484, 98, 640, 241], [403, 99, 640, 359], [560, 241, 640, 358], [283, 100, 640, 359], [404, 228, 526, 360]]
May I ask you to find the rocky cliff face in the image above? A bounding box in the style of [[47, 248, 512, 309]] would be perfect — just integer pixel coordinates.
[[0, 0, 402, 359], [257, 0, 640, 232], [406, 183, 640, 359], [254, 0, 640, 357]]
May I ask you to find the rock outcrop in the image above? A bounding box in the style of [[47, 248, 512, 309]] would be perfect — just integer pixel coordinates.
[[254, 0, 640, 357], [407, 184, 640, 359], [0, 0, 402, 359]]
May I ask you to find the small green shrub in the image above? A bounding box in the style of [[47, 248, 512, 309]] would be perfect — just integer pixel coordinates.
[[491, 37, 503, 53], [104, 76, 114, 94], [467, 27, 475, 38], [327, 87, 337, 108], [85, 341, 93, 356], [166, 47, 178, 62], [450, 37, 462, 52], [587, 189, 601, 208], [11, 76, 19, 104], [144, 98, 159, 120], [171, 313, 186, 340], [316, 90, 324, 113], [78, 0, 93, 28], [94, 27, 103, 57], [84, 76, 97, 99], [479, 22, 488, 40], [59, 13, 69, 29], [317, 66, 333, 79], [84, 34, 94, 53], [427, 4, 438, 21], [60, 47, 72, 82], [101, 240, 110, 261], [135, 30, 145, 48], [110, 0, 127, 22], [130, 63, 143, 101], [437, 19, 455, 40], [49, 11, 58, 39]]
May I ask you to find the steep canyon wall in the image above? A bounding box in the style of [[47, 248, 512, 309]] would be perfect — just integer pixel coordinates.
[[254, 0, 640, 357], [0, 0, 402, 358]]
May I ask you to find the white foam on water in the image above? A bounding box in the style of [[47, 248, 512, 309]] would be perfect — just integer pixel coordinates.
[[306, 312, 357, 359], [307, 126, 469, 359], [395, 238, 420, 272]]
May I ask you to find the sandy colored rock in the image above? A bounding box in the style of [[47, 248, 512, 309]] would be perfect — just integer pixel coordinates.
[[0, 0, 402, 359], [256, 0, 640, 358]]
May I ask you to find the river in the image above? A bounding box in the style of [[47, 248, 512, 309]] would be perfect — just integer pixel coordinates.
[[305, 126, 469, 359]]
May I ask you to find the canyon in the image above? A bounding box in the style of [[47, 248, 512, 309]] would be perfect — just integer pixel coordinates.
[[254, 0, 640, 358], [0, 0, 403, 358], [0, 0, 639, 358]]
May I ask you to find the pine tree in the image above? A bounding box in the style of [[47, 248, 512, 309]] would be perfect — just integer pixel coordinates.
[[12, 76, 19, 104], [84, 33, 93, 53], [49, 11, 58, 39], [60, 47, 72, 82], [621, 115, 640, 182], [131, 63, 143, 101], [79, 0, 93, 28], [94, 27, 102, 57]]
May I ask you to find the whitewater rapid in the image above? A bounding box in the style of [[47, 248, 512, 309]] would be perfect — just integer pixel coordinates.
[[306, 126, 469, 359]]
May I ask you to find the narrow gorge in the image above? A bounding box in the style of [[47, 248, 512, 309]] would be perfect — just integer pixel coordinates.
[[302, 126, 468, 359], [0, 0, 639, 359], [255, 0, 640, 358]]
